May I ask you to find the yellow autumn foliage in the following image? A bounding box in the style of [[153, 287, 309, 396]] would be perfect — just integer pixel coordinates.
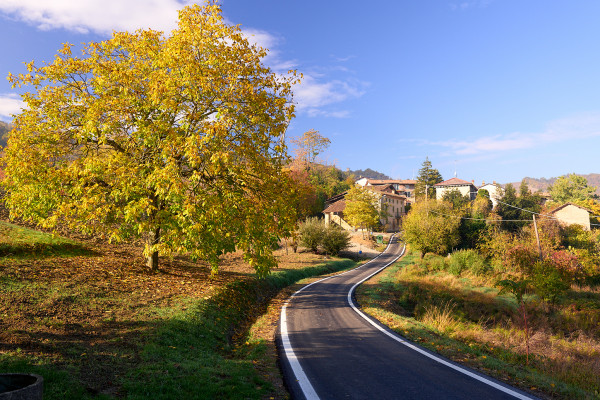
[[3, 3, 298, 275]]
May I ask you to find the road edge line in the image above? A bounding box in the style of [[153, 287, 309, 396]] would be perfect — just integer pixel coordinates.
[[347, 243, 537, 400], [278, 235, 397, 400]]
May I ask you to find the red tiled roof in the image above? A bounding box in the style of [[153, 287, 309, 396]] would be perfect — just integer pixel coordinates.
[[381, 193, 407, 200], [323, 199, 346, 214], [366, 184, 395, 193], [368, 179, 416, 185], [434, 177, 474, 187]]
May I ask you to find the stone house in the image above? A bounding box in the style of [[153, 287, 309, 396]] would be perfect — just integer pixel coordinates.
[[549, 203, 592, 231]]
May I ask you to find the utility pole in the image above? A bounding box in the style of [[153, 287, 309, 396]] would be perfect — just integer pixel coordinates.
[[532, 215, 543, 261]]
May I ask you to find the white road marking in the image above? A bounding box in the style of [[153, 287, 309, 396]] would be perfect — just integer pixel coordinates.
[[347, 242, 536, 400], [279, 236, 394, 400]]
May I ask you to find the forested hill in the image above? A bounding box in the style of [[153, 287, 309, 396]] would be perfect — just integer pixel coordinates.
[[509, 174, 600, 195], [0, 121, 11, 148], [347, 168, 391, 180]]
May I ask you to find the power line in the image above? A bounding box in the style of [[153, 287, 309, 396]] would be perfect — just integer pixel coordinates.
[[427, 209, 540, 223]]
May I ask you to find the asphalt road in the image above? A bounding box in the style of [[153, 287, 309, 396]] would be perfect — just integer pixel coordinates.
[[278, 237, 538, 400]]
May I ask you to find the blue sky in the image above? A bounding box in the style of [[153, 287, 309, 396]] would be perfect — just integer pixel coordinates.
[[1, 0, 599, 185]]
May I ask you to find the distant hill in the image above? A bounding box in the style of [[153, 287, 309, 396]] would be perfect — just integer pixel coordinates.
[[347, 168, 391, 180], [508, 174, 600, 196], [0, 121, 11, 148]]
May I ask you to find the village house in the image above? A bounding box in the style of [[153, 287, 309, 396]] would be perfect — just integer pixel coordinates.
[[323, 183, 407, 232], [355, 178, 416, 202], [434, 177, 478, 201], [478, 181, 504, 208], [549, 203, 592, 231]]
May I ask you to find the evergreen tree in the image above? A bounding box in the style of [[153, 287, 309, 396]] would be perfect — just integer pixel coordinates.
[[415, 157, 443, 200], [497, 181, 541, 232]]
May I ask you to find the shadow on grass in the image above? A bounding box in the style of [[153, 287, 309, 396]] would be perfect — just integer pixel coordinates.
[[1, 258, 357, 400], [123, 258, 357, 400], [0, 243, 98, 259]]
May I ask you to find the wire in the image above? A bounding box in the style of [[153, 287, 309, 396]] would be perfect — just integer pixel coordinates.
[[431, 188, 600, 227], [427, 209, 540, 222]]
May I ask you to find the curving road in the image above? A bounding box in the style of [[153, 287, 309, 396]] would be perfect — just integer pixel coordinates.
[[278, 237, 538, 400]]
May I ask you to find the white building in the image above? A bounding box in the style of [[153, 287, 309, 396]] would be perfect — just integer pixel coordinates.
[[479, 182, 504, 208]]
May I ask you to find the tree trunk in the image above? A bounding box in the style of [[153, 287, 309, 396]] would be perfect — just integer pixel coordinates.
[[147, 226, 160, 271]]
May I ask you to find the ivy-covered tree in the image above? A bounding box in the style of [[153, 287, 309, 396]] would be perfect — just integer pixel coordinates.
[[415, 157, 443, 200], [442, 188, 470, 209], [3, 3, 297, 275]]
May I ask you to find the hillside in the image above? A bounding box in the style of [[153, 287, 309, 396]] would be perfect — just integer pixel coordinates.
[[348, 168, 391, 180], [509, 173, 600, 195]]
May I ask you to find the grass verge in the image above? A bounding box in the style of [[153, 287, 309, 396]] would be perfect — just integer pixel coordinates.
[[0, 221, 92, 258], [356, 250, 599, 400], [123, 259, 357, 400]]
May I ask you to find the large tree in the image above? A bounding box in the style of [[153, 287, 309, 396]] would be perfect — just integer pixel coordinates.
[[496, 181, 541, 232], [549, 173, 597, 204], [3, 3, 297, 275], [290, 129, 330, 167], [344, 185, 379, 237], [415, 157, 443, 200], [403, 199, 461, 258]]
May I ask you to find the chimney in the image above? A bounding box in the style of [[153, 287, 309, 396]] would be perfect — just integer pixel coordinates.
[[471, 180, 474, 184], [482, 180, 485, 185], [493, 180, 496, 185]]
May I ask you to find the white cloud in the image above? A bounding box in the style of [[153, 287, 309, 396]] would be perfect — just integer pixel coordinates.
[[0, 94, 23, 120], [428, 113, 600, 155], [306, 109, 351, 119], [0, 1, 366, 119], [293, 74, 367, 117], [0, 0, 194, 34]]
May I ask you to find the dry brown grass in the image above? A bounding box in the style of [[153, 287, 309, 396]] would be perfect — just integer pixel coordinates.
[[359, 252, 600, 398]]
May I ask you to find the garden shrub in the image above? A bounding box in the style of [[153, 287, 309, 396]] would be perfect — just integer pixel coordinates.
[[299, 217, 325, 253], [469, 256, 491, 276], [422, 253, 447, 272], [321, 225, 351, 256], [428, 255, 448, 272], [504, 244, 538, 274]]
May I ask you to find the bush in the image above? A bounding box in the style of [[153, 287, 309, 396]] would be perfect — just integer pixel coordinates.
[[448, 249, 486, 276], [423, 253, 447, 272], [299, 217, 325, 253], [532, 260, 570, 305], [321, 226, 351, 256]]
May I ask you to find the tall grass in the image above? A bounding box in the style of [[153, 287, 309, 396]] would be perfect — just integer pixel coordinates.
[[420, 301, 459, 334], [357, 249, 600, 399]]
